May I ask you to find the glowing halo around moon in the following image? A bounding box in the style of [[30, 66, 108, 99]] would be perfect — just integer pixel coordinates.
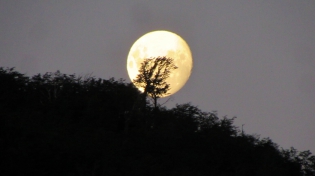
[[127, 30, 193, 97]]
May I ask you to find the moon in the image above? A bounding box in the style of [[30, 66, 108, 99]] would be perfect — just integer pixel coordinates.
[[127, 30, 193, 97]]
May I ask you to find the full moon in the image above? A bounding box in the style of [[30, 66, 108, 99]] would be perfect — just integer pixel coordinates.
[[127, 30, 193, 97]]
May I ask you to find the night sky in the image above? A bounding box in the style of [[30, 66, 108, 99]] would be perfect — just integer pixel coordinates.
[[1, 1, 314, 153]]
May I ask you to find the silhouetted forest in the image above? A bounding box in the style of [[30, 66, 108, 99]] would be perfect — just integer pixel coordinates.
[[1, 67, 314, 176]]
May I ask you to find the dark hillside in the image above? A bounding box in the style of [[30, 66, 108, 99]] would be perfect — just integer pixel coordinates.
[[1, 67, 314, 176]]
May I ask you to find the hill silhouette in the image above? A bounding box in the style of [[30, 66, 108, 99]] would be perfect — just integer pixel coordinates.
[[1, 67, 314, 176]]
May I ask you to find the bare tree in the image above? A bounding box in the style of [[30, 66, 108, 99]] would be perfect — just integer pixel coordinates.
[[133, 56, 178, 109]]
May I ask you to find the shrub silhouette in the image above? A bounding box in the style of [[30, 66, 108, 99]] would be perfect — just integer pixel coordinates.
[[1, 67, 314, 175]]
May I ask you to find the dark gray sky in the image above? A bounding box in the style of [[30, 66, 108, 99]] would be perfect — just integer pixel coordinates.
[[1, 0, 314, 152]]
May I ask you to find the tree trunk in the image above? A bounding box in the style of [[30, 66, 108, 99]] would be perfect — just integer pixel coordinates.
[[154, 96, 157, 109]]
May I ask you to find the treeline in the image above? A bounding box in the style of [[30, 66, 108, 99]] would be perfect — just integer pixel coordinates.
[[1, 67, 314, 176]]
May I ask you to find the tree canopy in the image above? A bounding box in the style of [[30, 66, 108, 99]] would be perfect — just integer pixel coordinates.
[[133, 56, 177, 108], [1, 67, 314, 176]]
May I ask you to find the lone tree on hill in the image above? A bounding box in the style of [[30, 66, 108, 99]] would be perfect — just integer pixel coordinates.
[[133, 56, 178, 109]]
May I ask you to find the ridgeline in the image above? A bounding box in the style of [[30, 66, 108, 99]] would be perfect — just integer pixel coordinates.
[[1, 67, 314, 176]]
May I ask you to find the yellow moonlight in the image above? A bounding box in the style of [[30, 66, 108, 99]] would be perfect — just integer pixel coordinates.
[[127, 30, 193, 97]]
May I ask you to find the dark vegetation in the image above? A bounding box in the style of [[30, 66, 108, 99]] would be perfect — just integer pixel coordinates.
[[1, 67, 315, 176], [133, 56, 177, 109]]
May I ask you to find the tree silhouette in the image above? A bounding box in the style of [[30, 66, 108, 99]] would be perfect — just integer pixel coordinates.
[[133, 56, 177, 109], [2, 67, 315, 175]]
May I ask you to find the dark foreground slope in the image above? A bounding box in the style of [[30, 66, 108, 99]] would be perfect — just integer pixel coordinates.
[[1, 67, 314, 176]]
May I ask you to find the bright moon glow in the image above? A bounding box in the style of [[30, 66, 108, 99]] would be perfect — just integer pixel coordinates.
[[127, 30, 193, 97]]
